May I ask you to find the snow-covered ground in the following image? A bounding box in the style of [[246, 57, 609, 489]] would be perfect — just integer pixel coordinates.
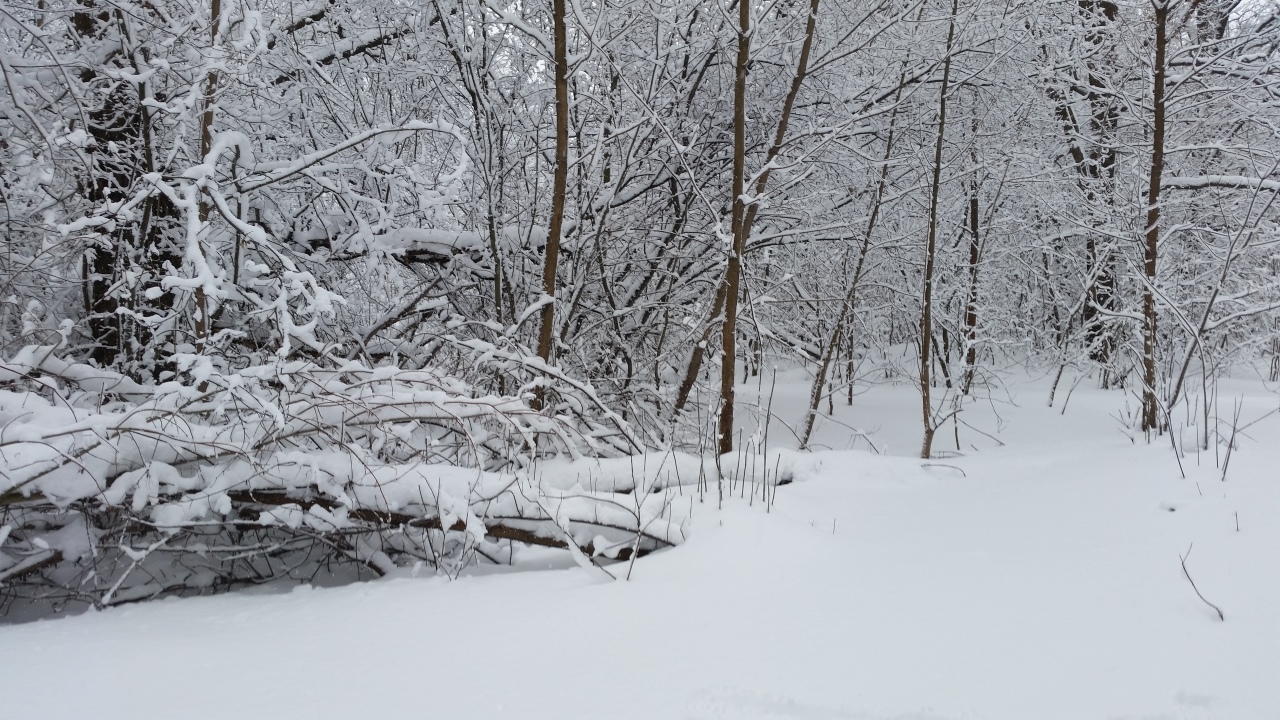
[[3, 371, 1278, 719]]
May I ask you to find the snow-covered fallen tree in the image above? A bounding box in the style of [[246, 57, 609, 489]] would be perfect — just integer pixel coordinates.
[[0, 346, 701, 616]]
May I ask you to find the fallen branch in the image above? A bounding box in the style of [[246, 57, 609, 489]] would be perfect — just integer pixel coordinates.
[[226, 490, 668, 560], [921, 463, 967, 477], [1180, 543, 1224, 621], [0, 549, 63, 584]]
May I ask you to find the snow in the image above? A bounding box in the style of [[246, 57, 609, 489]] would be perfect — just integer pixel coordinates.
[[2, 373, 1278, 719]]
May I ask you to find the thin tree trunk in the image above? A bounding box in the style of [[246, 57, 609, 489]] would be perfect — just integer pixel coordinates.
[[677, 0, 820, 421], [1141, 0, 1167, 433], [920, 0, 958, 459], [717, 0, 752, 455], [675, 283, 725, 413], [193, 0, 220, 354], [799, 76, 901, 448], [739, 0, 821, 241], [961, 169, 980, 395], [534, 0, 571, 410]]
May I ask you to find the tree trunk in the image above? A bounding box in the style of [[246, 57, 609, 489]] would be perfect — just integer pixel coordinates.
[[674, 283, 725, 414], [534, 0, 571, 409], [678, 0, 820, 424], [961, 168, 980, 395], [1141, 0, 1167, 433], [75, 2, 181, 377], [1081, 0, 1120, 369], [193, 0, 221, 355], [717, 0, 752, 455], [920, 0, 958, 459], [799, 74, 900, 448]]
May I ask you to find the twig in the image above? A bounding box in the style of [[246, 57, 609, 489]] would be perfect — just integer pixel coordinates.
[[1220, 398, 1241, 482], [956, 416, 1005, 447], [1179, 544, 1224, 621]]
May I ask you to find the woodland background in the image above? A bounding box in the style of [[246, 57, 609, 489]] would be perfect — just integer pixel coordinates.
[[1, 0, 1277, 618]]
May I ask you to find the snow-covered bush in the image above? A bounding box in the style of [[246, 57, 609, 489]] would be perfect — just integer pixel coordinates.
[[0, 345, 692, 616]]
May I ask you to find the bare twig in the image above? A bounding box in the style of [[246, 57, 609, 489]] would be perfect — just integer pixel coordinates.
[[921, 462, 967, 477], [1220, 398, 1241, 482], [1179, 544, 1224, 621]]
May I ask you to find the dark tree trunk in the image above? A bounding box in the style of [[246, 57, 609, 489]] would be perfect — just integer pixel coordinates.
[[717, 0, 752, 455], [76, 2, 181, 376], [920, 0, 958, 459], [534, 0, 571, 409], [1141, 0, 1167, 433]]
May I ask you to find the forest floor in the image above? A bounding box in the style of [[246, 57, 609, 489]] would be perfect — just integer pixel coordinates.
[[2, 368, 1278, 719]]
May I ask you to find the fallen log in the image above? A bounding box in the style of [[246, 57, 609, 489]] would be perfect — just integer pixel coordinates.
[[225, 490, 667, 561]]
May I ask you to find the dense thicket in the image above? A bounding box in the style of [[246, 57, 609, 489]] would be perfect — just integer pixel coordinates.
[[2, 0, 1277, 616]]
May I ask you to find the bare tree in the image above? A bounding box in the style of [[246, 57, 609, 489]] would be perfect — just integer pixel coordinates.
[[920, 0, 959, 459]]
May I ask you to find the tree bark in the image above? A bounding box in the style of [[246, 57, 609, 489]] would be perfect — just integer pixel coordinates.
[[1080, 0, 1120, 370], [717, 0, 752, 455], [1141, 0, 1167, 433], [75, 2, 181, 377], [920, 0, 958, 459], [676, 0, 821, 423], [193, 0, 221, 355], [961, 178, 980, 395], [534, 0, 571, 410]]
